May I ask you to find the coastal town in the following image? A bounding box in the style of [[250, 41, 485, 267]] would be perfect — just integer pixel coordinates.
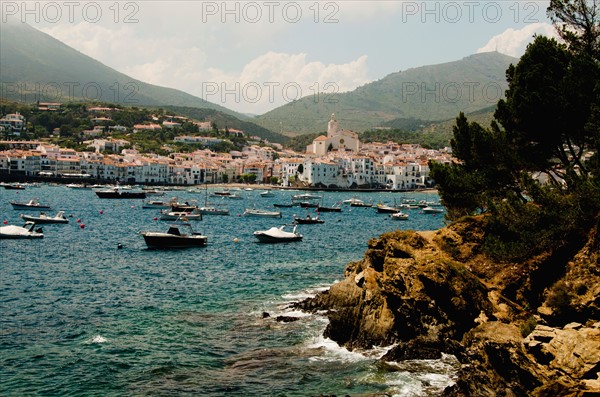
[[0, 105, 453, 189]]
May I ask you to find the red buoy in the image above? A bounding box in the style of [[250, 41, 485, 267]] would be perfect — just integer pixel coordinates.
[[80, 223, 85, 229]]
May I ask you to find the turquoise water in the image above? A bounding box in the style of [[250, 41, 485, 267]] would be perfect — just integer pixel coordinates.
[[0, 185, 456, 396]]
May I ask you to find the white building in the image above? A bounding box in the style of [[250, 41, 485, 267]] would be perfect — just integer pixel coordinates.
[[0, 113, 25, 136], [306, 114, 360, 156]]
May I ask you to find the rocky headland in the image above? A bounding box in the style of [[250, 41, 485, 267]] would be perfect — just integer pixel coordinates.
[[295, 216, 600, 396]]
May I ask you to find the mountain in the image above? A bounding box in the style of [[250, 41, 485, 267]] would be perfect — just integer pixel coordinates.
[[254, 52, 518, 136], [0, 21, 248, 119]]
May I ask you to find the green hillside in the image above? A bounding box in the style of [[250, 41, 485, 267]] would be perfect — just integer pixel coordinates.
[[357, 106, 497, 149], [0, 21, 246, 119], [163, 106, 288, 144], [255, 52, 517, 136]]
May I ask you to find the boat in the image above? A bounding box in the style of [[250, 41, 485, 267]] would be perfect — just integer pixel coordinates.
[[342, 197, 363, 205], [294, 215, 324, 224], [20, 211, 69, 224], [390, 211, 409, 220], [142, 197, 178, 209], [243, 208, 282, 218], [10, 199, 51, 210], [422, 206, 444, 214], [198, 184, 229, 215], [226, 193, 243, 200], [143, 189, 165, 196], [350, 200, 372, 208], [170, 201, 198, 212], [292, 193, 322, 200], [159, 210, 203, 221], [66, 183, 91, 189], [399, 203, 420, 209], [0, 221, 44, 239], [141, 221, 207, 248], [212, 191, 231, 197], [260, 190, 275, 197], [2, 183, 25, 190], [95, 187, 146, 199], [253, 225, 302, 243], [317, 204, 342, 212], [198, 206, 230, 215], [376, 203, 403, 214]]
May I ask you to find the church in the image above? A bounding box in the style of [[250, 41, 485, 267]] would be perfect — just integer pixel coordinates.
[[306, 114, 360, 155]]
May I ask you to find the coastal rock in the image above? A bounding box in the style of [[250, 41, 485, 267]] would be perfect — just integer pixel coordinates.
[[296, 229, 493, 350], [297, 216, 600, 396], [444, 321, 549, 397]]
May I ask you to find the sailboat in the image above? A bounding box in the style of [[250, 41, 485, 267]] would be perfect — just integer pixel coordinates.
[[199, 183, 230, 215]]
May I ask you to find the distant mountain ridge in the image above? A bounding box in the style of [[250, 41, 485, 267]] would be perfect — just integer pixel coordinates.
[[1, 21, 517, 144], [0, 21, 247, 119], [254, 52, 518, 136]]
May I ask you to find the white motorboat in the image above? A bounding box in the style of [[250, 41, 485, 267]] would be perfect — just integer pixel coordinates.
[[243, 208, 282, 218], [20, 211, 69, 224], [390, 211, 409, 220], [342, 197, 363, 205], [198, 206, 230, 216], [376, 203, 403, 213], [260, 190, 275, 197], [422, 206, 444, 214], [159, 210, 202, 221], [66, 183, 91, 189], [292, 193, 322, 200], [141, 221, 207, 248], [10, 199, 51, 210], [226, 193, 243, 200], [142, 197, 178, 209], [0, 221, 44, 239], [253, 225, 302, 243]]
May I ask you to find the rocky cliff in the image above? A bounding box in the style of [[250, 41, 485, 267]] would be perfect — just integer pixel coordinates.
[[295, 216, 600, 396]]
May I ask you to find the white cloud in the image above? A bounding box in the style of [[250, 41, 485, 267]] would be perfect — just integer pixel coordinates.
[[191, 52, 371, 114], [477, 23, 559, 57]]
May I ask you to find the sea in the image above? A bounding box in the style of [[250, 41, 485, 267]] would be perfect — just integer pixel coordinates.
[[0, 184, 459, 397]]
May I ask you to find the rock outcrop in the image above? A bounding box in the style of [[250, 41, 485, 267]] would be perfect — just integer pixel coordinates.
[[295, 217, 600, 396]]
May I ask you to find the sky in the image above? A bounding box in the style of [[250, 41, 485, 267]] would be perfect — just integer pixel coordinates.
[[3, 1, 559, 114]]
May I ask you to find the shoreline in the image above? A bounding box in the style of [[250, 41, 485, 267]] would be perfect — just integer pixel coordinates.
[[0, 175, 438, 194]]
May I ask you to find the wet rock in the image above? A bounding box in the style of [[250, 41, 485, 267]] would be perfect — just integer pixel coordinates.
[[275, 315, 299, 323]]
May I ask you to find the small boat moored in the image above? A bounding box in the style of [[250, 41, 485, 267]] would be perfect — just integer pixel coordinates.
[[0, 221, 44, 239], [317, 204, 342, 212], [259, 190, 275, 197], [142, 197, 179, 209], [390, 211, 409, 220], [159, 210, 203, 221], [294, 215, 324, 224], [243, 208, 282, 218], [141, 221, 207, 248], [10, 199, 51, 210], [20, 211, 69, 224], [253, 225, 303, 243], [422, 206, 444, 214], [95, 187, 146, 199], [198, 206, 230, 216]]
